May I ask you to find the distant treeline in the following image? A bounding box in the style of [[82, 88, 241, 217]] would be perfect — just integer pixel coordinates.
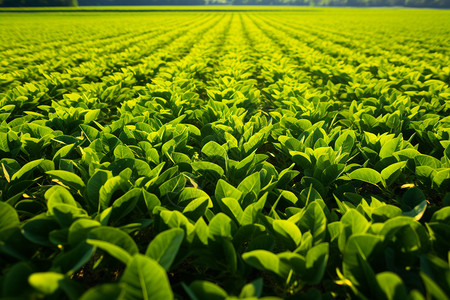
[[1, 0, 77, 6], [1, 0, 449, 8]]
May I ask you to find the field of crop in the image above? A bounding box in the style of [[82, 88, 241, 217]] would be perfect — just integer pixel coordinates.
[[0, 7, 449, 300]]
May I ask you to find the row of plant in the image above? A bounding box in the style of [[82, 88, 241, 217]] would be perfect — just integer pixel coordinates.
[[0, 10, 449, 300]]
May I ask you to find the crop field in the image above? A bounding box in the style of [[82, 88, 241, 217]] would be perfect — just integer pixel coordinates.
[[0, 7, 450, 300]]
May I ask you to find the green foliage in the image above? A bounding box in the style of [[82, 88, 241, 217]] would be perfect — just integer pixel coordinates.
[[0, 8, 449, 300]]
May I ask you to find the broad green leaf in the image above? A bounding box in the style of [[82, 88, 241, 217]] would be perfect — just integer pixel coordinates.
[[218, 197, 243, 225], [159, 210, 195, 235], [379, 138, 401, 159], [401, 187, 426, 208], [201, 141, 227, 168], [376, 272, 408, 300], [322, 163, 346, 185], [179, 187, 211, 206], [343, 234, 383, 290], [80, 124, 100, 143], [191, 161, 224, 182], [80, 283, 125, 300], [349, 168, 382, 185], [237, 172, 261, 197], [45, 185, 77, 213], [52, 204, 87, 228], [298, 185, 323, 208], [401, 188, 427, 220], [294, 202, 327, 244], [394, 148, 421, 161], [403, 200, 427, 221], [208, 213, 237, 241], [381, 161, 406, 187], [341, 209, 370, 234], [415, 154, 441, 168], [187, 281, 228, 300], [68, 219, 101, 246], [305, 243, 329, 285], [145, 228, 184, 271], [1, 262, 33, 297], [142, 191, 160, 215], [121, 254, 173, 300], [46, 170, 85, 191], [215, 179, 242, 202], [0, 202, 19, 230], [239, 278, 263, 298], [10, 159, 44, 181], [420, 273, 449, 300], [335, 130, 355, 154], [420, 254, 450, 297], [240, 193, 268, 226], [242, 250, 289, 279], [381, 217, 430, 253], [159, 174, 186, 198], [433, 169, 450, 190], [273, 220, 302, 249], [182, 197, 209, 221], [371, 205, 402, 222], [99, 175, 129, 211], [343, 234, 383, 268], [277, 165, 300, 188], [278, 252, 306, 279], [22, 215, 60, 246], [234, 152, 256, 179], [87, 227, 138, 264], [86, 170, 111, 211], [192, 217, 209, 246], [84, 109, 100, 124], [110, 188, 141, 223], [222, 238, 238, 273], [114, 145, 134, 159], [150, 165, 176, 188], [28, 272, 64, 295], [291, 151, 312, 170], [431, 207, 450, 223], [300, 176, 327, 196]]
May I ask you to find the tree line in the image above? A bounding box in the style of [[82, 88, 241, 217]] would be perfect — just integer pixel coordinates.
[[1, 0, 77, 6], [1, 0, 449, 8]]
